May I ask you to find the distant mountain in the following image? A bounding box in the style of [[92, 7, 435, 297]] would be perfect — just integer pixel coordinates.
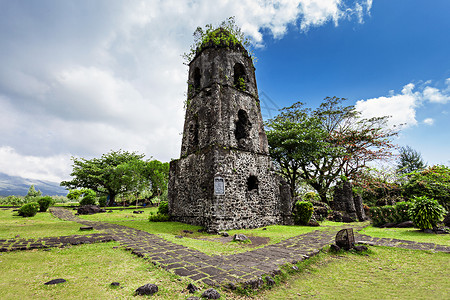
[[0, 173, 68, 196]]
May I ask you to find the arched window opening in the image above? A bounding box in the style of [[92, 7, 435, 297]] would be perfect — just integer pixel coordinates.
[[233, 63, 246, 91], [247, 176, 258, 191], [193, 67, 201, 91], [235, 109, 251, 140]]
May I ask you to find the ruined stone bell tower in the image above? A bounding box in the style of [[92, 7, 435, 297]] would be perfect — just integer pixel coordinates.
[[168, 29, 291, 232]]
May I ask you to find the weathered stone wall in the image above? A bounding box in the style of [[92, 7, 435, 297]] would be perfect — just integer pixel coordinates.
[[169, 36, 291, 232], [169, 146, 290, 232], [181, 84, 268, 157]]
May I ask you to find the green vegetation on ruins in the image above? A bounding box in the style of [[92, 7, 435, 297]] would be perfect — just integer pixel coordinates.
[[182, 16, 254, 64]]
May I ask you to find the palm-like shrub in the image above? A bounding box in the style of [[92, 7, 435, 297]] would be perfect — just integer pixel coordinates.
[[408, 196, 446, 230]]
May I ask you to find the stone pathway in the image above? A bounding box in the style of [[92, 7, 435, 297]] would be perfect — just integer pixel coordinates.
[[3, 207, 449, 288], [0, 233, 114, 252]]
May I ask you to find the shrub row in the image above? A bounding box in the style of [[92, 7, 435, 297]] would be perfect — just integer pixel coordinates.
[[369, 201, 411, 227], [370, 196, 447, 229]]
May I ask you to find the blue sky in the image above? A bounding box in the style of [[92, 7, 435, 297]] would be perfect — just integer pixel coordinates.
[[0, 0, 449, 182]]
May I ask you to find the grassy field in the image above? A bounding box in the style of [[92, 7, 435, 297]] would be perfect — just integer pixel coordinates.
[[1, 243, 448, 299], [259, 246, 450, 299], [0, 208, 99, 239], [1, 207, 449, 299]]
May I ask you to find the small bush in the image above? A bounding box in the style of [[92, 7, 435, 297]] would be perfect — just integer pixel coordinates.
[[158, 201, 169, 215], [293, 201, 314, 225], [37, 196, 54, 212], [18, 202, 40, 217], [148, 212, 170, 222], [98, 196, 107, 207], [79, 189, 97, 206], [408, 196, 446, 230]]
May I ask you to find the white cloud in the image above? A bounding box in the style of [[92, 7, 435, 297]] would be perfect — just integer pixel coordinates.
[[355, 83, 420, 128], [423, 118, 434, 125], [0, 147, 71, 182], [0, 0, 372, 181], [423, 86, 450, 103], [356, 81, 450, 129]]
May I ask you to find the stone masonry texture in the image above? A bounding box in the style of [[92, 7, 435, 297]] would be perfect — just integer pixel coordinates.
[[168, 31, 292, 232]]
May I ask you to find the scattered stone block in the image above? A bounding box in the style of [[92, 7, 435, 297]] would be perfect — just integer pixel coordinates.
[[233, 234, 248, 242], [354, 245, 368, 252], [187, 283, 199, 293], [135, 283, 158, 296], [77, 205, 106, 215], [307, 220, 320, 227], [244, 277, 264, 289], [80, 226, 93, 231], [201, 288, 221, 299], [219, 231, 229, 237], [381, 222, 396, 228], [356, 241, 375, 246], [329, 244, 341, 252], [110, 282, 120, 287], [396, 221, 414, 228], [44, 278, 66, 285], [175, 235, 184, 239], [187, 297, 200, 300], [265, 276, 275, 286]]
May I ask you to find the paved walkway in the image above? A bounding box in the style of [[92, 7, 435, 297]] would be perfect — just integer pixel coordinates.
[[3, 207, 450, 288]]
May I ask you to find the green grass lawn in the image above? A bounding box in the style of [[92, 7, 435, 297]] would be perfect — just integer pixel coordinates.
[[0, 208, 99, 239], [359, 226, 450, 246], [1, 243, 448, 300], [0, 242, 199, 300], [260, 246, 450, 300], [1, 207, 449, 299]]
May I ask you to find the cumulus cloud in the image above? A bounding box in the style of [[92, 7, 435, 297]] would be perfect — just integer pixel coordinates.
[[0, 147, 71, 182], [423, 118, 434, 125], [355, 81, 450, 129], [0, 0, 371, 182]]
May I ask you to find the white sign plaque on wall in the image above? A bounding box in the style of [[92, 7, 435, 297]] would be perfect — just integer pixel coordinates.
[[214, 177, 225, 195]]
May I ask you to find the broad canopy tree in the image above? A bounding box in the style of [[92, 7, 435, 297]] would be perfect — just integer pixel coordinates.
[[266, 97, 398, 203], [61, 150, 169, 205]]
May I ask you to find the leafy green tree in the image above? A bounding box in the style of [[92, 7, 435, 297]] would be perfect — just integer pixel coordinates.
[[79, 189, 97, 206], [61, 150, 148, 205], [25, 185, 42, 202], [61, 150, 169, 205], [67, 189, 83, 201], [402, 165, 450, 210], [266, 97, 397, 202], [144, 160, 170, 198], [396, 146, 427, 175]]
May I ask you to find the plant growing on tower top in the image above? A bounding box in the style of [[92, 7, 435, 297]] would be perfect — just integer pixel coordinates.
[[182, 16, 255, 64]]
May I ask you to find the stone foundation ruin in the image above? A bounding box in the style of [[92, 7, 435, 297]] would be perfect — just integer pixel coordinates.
[[168, 29, 292, 232]]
